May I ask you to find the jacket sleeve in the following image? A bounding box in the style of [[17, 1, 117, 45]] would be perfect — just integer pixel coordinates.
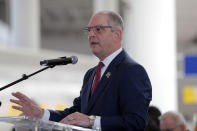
[[101, 64, 152, 131], [49, 96, 81, 122]]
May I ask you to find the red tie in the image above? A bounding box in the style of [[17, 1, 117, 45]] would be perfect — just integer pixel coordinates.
[[91, 62, 104, 95]]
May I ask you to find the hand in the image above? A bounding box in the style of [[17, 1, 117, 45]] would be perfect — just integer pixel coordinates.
[[60, 112, 91, 128], [10, 92, 44, 118]]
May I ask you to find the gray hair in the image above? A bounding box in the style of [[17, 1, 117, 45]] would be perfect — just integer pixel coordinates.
[[96, 11, 124, 31], [159, 111, 186, 126]]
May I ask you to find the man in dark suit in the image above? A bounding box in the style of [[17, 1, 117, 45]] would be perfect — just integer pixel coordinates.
[[10, 11, 152, 131]]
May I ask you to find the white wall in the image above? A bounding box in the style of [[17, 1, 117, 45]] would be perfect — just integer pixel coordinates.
[[124, 0, 177, 113]]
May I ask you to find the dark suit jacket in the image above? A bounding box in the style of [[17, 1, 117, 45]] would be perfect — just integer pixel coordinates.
[[49, 50, 152, 131]]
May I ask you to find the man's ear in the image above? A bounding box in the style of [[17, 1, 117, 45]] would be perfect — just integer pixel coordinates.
[[179, 124, 187, 131], [113, 30, 122, 41]]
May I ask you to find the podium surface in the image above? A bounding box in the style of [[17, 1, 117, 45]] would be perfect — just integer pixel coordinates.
[[0, 116, 95, 131]]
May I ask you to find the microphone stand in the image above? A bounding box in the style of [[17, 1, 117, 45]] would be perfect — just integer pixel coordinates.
[[0, 65, 55, 91], [0, 65, 55, 106]]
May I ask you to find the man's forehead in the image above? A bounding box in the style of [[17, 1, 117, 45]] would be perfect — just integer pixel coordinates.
[[88, 14, 109, 26]]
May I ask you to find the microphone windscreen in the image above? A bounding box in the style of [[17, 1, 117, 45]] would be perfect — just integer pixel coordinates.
[[71, 56, 78, 64]]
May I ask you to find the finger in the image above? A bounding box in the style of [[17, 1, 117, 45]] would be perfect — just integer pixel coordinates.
[[69, 112, 79, 119], [70, 113, 77, 118], [68, 120, 78, 125], [60, 116, 74, 124], [66, 114, 74, 120], [12, 105, 23, 111], [60, 119, 69, 124], [72, 112, 84, 118], [12, 92, 24, 100], [10, 99, 22, 105], [61, 119, 77, 125], [74, 112, 80, 115], [12, 92, 30, 101], [16, 92, 32, 101]]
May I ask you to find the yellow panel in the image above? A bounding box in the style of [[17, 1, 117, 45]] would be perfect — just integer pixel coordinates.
[[40, 102, 48, 109], [182, 86, 196, 104], [7, 103, 22, 116], [54, 103, 66, 111]]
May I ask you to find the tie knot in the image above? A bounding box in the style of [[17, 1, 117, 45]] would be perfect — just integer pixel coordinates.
[[98, 62, 104, 68]]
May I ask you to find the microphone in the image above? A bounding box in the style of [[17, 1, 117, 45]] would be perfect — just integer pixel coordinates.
[[40, 56, 78, 66]]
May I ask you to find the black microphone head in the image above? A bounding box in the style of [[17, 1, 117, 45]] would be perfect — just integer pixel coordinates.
[[71, 56, 78, 64], [40, 56, 78, 66]]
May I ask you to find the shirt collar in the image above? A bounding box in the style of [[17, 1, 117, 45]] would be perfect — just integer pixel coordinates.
[[101, 48, 123, 68]]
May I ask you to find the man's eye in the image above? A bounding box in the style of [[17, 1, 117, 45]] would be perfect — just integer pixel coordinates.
[[96, 27, 102, 32], [87, 28, 91, 32]]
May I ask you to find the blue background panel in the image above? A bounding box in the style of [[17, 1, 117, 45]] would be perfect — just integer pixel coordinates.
[[184, 55, 197, 75]]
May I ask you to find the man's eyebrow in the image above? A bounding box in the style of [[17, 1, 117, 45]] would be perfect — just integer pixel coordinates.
[[87, 24, 104, 27]]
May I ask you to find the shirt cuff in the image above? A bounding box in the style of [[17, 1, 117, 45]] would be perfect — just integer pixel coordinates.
[[92, 116, 101, 130], [41, 109, 50, 121]]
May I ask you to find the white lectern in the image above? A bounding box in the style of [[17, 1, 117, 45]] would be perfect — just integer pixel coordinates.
[[0, 116, 96, 131]]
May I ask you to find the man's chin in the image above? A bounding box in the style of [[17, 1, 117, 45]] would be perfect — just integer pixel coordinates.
[[91, 47, 99, 54], [91, 50, 99, 57], [92, 51, 98, 56]]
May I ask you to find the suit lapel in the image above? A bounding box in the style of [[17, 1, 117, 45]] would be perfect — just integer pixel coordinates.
[[82, 68, 96, 113], [86, 50, 126, 113]]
